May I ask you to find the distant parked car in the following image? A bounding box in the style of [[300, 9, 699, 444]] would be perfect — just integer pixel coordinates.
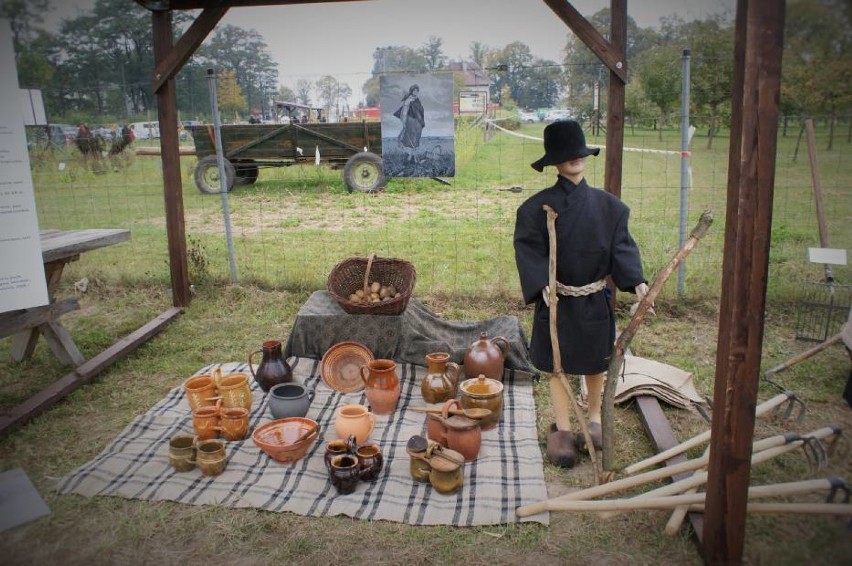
[[128, 121, 160, 140], [517, 110, 540, 123], [544, 109, 573, 122], [93, 126, 116, 140]]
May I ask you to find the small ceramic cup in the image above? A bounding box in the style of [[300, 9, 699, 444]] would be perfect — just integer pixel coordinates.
[[356, 443, 384, 482], [333, 404, 375, 445], [218, 407, 249, 441], [196, 439, 227, 477], [192, 405, 221, 441], [168, 435, 196, 472], [324, 435, 357, 469], [328, 454, 361, 495]]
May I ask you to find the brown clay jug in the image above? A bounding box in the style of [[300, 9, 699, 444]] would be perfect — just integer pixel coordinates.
[[248, 340, 293, 392], [421, 352, 461, 404], [360, 359, 401, 415], [462, 332, 510, 381]]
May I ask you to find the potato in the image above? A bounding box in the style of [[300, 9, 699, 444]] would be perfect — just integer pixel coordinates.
[[355, 289, 365, 298], [370, 281, 381, 294], [379, 286, 389, 298], [388, 285, 397, 296], [349, 293, 359, 303]]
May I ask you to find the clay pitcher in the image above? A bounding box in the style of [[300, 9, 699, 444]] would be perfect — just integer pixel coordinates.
[[359, 359, 401, 415], [334, 404, 375, 445], [462, 332, 510, 381], [248, 340, 293, 392], [421, 352, 461, 404]]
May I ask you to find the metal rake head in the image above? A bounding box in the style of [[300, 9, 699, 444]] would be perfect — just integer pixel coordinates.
[[770, 391, 807, 423]]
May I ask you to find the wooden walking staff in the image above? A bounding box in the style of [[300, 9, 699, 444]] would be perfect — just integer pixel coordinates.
[[601, 210, 714, 472], [542, 204, 602, 484]]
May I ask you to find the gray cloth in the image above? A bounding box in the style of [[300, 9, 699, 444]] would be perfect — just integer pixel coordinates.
[[56, 360, 549, 526], [283, 291, 534, 376]]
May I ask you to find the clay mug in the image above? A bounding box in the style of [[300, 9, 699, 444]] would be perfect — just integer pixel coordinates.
[[421, 352, 461, 404], [218, 407, 250, 441], [196, 439, 227, 477], [324, 435, 357, 469], [268, 383, 311, 420], [168, 434, 196, 472], [462, 332, 510, 381], [328, 454, 361, 495], [192, 404, 221, 441], [183, 374, 220, 411], [430, 399, 481, 462], [356, 443, 384, 482], [216, 372, 253, 410], [360, 359, 401, 415], [334, 404, 375, 445]]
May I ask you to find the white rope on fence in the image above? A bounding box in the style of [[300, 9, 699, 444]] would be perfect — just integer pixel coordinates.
[[484, 119, 686, 157]]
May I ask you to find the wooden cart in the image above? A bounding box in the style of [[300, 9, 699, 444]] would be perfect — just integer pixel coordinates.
[[189, 117, 384, 194]]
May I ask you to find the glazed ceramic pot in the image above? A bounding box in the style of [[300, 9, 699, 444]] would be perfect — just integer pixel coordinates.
[[356, 443, 384, 482], [216, 372, 253, 410], [462, 332, 510, 381], [444, 414, 482, 462], [183, 375, 219, 411], [409, 457, 432, 483], [333, 404, 375, 445], [421, 352, 461, 404], [324, 435, 357, 469], [168, 435, 196, 472], [459, 375, 504, 431], [360, 359, 401, 415], [268, 383, 311, 420], [248, 340, 293, 392], [192, 405, 221, 441], [219, 407, 250, 441], [426, 413, 447, 446], [328, 454, 360, 495], [196, 439, 227, 477]]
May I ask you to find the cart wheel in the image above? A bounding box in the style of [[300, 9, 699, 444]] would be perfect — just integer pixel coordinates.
[[234, 160, 259, 185], [343, 151, 385, 193], [194, 155, 235, 194]]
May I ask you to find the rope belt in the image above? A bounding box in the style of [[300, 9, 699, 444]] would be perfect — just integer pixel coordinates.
[[556, 279, 607, 297]]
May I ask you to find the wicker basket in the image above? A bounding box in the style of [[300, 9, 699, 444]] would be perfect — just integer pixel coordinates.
[[327, 255, 416, 315]]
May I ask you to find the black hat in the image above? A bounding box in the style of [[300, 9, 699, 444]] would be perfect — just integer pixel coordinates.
[[531, 120, 600, 172]]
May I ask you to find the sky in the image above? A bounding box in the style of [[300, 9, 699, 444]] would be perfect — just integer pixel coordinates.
[[45, 0, 735, 106]]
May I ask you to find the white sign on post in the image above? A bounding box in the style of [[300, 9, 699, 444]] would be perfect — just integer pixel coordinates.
[[0, 19, 49, 313]]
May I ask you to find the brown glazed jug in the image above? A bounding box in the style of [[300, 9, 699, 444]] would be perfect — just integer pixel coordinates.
[[248, 340, 293, 392], [360, 359, 401, 415], [421, 352, 461, 404], [462, 332, 510, 381]]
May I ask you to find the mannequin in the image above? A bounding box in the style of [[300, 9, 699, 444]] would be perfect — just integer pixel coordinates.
[[514, 120, 648, 465]]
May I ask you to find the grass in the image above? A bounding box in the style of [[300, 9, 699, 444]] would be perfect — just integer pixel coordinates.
[[1, 120, 850, 564]]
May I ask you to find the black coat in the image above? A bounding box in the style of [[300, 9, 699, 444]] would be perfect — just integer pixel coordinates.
[[513, 176, 645, 375]]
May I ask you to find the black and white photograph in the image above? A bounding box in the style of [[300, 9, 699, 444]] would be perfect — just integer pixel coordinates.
[[380, 73, 455, 178]]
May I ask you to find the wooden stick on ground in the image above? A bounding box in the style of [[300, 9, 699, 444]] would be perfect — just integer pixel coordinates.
[[601, 210, 714, 472], [543, 204, 600, 484]]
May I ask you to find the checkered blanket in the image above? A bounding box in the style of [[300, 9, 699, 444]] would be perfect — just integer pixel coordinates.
[[56, 360, 549, 526]]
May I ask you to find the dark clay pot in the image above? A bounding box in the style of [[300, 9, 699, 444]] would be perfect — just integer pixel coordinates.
[[248, 340, 293, 392]]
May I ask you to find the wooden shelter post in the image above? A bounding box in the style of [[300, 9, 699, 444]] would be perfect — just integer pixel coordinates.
[[604, 0, 626, 199], [152, 10, 191, 307], [703, 0, 786, 562]]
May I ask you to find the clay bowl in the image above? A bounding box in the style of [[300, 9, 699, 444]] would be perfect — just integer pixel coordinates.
[[252, 417, 319, 464]]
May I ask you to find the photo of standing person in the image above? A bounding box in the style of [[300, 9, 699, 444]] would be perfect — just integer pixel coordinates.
[[380, 73, 455, 178], [394, 84, 425, 163]]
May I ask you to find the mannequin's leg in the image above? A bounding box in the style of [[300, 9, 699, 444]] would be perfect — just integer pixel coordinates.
[[581, 372, 605, 451]]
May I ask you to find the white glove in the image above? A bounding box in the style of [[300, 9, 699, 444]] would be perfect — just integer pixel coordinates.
[[630, 282, 655, 316]]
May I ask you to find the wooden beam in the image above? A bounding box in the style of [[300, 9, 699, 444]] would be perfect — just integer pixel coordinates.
[[0, 298, 79, 339], [541, 0, 628, 83], [635, 396, 704, 545], [604, 0, 626, 199], [152, 7, 228, 93], [135, 0, 369, 10], [153, 11, 192, 308], [0, 307, 182, 437], [703, 0, 786, 563]]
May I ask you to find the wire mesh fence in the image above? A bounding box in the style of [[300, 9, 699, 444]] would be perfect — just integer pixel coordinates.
[[27, 111, 851, 306]]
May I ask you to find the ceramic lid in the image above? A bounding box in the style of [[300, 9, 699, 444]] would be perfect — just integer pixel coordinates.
[[460, 375, 504, 398], [444, 415, 478, 431]]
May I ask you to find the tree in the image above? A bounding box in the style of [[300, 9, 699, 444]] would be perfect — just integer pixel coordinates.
[[1, 0, 51, 47], [362, 45, 429, 106], [216, 68, 246, 120], [278, 84, 296, 103], [315, 75, 351, 119], [635, 45, 681, 140], [469, 41, 493, 68], [420, 36, 447, 72], [295, 79, 312, 106], [678, 18, 735, 148]]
